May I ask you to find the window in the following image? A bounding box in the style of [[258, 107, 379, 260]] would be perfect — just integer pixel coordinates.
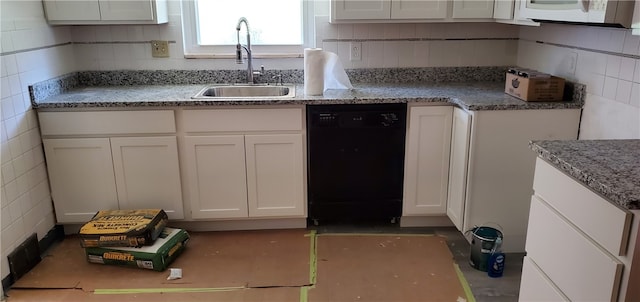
[[182, 0, 313, 58]]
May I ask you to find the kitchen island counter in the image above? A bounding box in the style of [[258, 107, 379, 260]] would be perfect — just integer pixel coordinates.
[[530, 139, 640, 210]]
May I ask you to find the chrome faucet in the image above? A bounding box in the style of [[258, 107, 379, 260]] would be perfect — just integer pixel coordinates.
[[235, 17, 262, 84]]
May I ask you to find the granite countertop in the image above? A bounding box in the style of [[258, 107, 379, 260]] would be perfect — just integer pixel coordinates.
[[32, 82, 584, 111], [30, 68, 585, 111], [530, 140, 640, 210]]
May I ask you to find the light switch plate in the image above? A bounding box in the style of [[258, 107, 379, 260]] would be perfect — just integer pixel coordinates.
[[151, 40, 169, 58]]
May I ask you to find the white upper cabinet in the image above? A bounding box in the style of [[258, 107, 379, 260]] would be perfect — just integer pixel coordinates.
[[332, 0, 391, 20], [493, 0, 540, 25], [453, 0, 494, 18], [43, 0, 168, 25], [331, 0, 494, 21], [42, 0, 101, 21], [391, 0, 448, 19]]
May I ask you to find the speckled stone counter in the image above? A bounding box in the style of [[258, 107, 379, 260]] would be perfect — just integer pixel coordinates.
[[530, 140, 640, 210], [30, 68, 585, 111]]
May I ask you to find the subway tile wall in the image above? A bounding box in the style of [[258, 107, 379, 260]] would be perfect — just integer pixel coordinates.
[[517, 23, 640, 139], [0, 0, 75, 282], [315, 16, 520, 69], [70, 1, 520, 71]]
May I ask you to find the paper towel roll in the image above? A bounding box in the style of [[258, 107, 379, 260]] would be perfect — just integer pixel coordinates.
[[304, 48, 353, 96], [304, 48, 324, 96]]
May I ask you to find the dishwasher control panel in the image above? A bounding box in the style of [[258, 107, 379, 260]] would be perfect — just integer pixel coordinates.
[[309, 104, 406, 129]]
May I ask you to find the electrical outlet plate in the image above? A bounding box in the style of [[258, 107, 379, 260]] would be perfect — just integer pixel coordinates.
[[566, 51, 577, 75], [350, 42, 362, 61], [151, 40, 169, 58]]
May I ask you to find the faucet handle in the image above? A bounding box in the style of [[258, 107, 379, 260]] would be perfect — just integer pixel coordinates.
[[272, 74, 283, 86], [252, 65, 265, 77]]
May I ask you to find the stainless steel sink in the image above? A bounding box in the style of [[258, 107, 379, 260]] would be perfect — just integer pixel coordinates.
[[192, 84, 295, 99]]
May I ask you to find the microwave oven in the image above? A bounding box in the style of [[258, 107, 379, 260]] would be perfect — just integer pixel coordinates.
[[519, 0, 635, 28]]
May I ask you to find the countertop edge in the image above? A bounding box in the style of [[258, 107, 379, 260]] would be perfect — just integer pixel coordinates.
[[529, 140, 639, 211]]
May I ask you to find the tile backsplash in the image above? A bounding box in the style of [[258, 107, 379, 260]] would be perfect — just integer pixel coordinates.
[[517, 23, 640, 139]]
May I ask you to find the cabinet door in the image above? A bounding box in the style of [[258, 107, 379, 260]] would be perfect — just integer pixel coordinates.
[[453, 0, 495, 18], [111, 136, 184, 220], [98, 0, 154, 21], [245, 134, 305, 217], [519, 256, 569, 302], [184, 136, 248, 219], [403, 106, 453, 216], [526, 196, 623, 302], [43, 138, 118, 223], [446, 108, 471, 231], [391, 0, 448, 19], [43, 0, 101, 21], [493, 0, 514, 19], [332, 0, 391, 20]]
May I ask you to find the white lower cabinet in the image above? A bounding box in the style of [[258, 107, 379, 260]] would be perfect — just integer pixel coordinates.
[[43, 136, 184, 222], [520, 158, 637, 302], [44, 138, 118, 223], [184, 134, 305, 219], [245, 134, 305, 217], [525, 195, 623, 302], [447, 109, 581, 252], [184, 135, 248, 219], [446, 107, 471, 230], [402, 105, 453, 216], [519, 256, 569, 302], [181, 107, 306, 220], [110, 136, 184, 219], [39, 110, 183, 223]]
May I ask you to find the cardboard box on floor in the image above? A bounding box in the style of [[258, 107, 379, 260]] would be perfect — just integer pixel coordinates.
[[505, 72, 565, 102], [85, 227, 189, 272], [78, 209, 168, 248]]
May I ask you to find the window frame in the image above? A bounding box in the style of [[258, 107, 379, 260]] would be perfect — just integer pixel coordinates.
[[181, 0, 314, 59]]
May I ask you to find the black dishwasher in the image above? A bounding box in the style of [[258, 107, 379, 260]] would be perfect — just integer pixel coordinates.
[[307, 103, 407, 225]]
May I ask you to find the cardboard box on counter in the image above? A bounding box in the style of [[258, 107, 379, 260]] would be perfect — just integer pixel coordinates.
[[504, 72, 565, 102], [85, 227, 190, 272], [79, 209, 168, 248]]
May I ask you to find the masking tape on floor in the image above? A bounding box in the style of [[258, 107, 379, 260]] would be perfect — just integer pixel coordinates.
[[454, 263, 476, 302], [299, 285, 316, 302], [306, 230, 318, 285]]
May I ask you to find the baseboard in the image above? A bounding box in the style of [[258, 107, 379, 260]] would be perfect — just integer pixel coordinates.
[[400, 215, 455, 227], [2, 225, 64, 294], [170, 218, 308, 232]]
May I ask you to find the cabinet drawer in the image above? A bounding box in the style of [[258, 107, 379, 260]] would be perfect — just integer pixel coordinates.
[[519, 256, 568, 302], [533, 158, 632, 256], [526, 195, 623, 302], [182, 108, 303, 132], [39, 111, 176, 136]]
